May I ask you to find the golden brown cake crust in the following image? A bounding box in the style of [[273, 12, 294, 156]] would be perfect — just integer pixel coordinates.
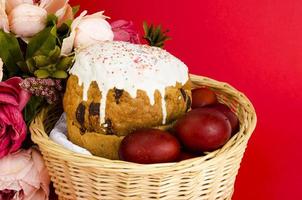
[[64, 75, 191, 135], [66, 119, 123, 159], [63, 75, 191, 158]]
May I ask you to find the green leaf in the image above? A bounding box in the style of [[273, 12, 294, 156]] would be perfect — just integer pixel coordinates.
[[17, 61, 29, 73], [156, 41, 165, 48], [25, 58, 36, 73], [153, 25, 162, 43], [149, 24, 154, 36], [72, 5, 80, 15], [160, 35, 171, 42], [46, 14, 58, 26], [143, 21, 149, 35], [49, 46, 61, 61], [51, 70, 68, 79], [34, 69, 50, 78], [39, 64, 56, 72], [33, 55, 50, 67], [142, 22, 171, 48], [57, 21, 72, 44], [64, 19, 73, 28], [0, 30, 24, 76], [57, 20, 72, 33], [56, 56, 74, 70], [2, 66, 9, 81], [26, 26, 57, 58], [23, 96, 45, 126]]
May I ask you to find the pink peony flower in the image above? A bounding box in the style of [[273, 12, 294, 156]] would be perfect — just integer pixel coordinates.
[[111, 20, 140, 44], [0, 148, 50, 200], [61, 11, 114, 55], [0, 77, 31, 159]]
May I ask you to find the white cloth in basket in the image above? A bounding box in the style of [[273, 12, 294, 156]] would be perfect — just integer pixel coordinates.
[[49, 113, 92, 155]]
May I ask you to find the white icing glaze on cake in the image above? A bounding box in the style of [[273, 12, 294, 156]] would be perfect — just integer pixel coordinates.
[[70, 41, 189, 124]]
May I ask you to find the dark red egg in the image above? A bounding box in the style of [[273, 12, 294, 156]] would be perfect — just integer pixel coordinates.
[[191, 88, 218, 108], [209, 103, 239, 135], [175, 108, 231, 152], [119, 129, 180, 164]]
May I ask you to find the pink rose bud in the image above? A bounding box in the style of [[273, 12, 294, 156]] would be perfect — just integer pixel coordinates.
[[111, 20, 141, 44], [8, 4, 47, 37]]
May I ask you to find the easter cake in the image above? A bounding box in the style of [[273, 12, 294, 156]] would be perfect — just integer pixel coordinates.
[[63, 41, 191, 159]]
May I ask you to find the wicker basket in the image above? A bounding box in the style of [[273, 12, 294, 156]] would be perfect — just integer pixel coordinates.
[[30, 74, 257, 200]]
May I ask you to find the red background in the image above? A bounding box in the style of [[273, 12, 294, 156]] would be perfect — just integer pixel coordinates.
[[70, 0, 302, 199]]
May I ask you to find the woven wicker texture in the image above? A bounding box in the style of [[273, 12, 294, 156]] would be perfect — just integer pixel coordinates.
[[30, 74, 257, 200]]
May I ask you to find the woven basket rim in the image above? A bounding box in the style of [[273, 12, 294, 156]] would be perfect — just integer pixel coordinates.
[[30, 74, 257, 173]]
